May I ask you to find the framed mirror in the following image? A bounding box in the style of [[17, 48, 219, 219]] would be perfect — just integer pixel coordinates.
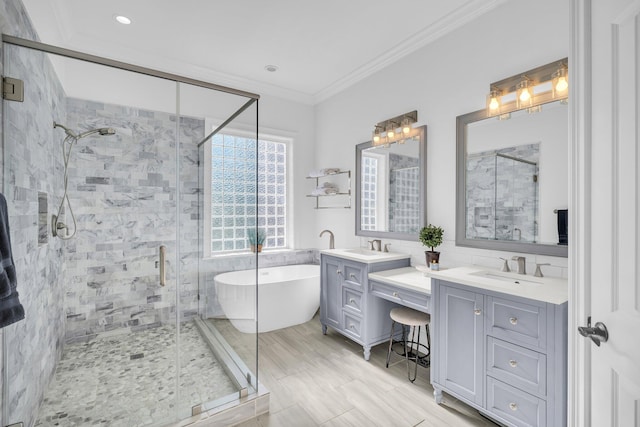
[[356, 126, 426, 241], [456, 102, 568, 257]]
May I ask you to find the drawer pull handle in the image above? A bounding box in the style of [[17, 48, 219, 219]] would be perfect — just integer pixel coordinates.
[[349, 273, 357, 280], [349, 298, 356, 304], [349, 325, 356, 330], [393, 292, 399, 297], [336, 269, 342, 275], [474, 309, 482, 315], [509, 317, 518, 325], [509, 402, 518, 411], [509, 359, 518, 368]]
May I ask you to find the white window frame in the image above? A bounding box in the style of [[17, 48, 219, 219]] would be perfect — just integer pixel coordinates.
[[203, 120, 293, 258]]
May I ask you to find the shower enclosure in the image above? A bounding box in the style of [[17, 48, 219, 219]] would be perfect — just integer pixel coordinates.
[[1, 35, 261, 427], [465, 143, 539, 243]]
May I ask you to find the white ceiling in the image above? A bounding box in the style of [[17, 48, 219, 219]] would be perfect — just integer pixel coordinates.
[[21, 0, 505, 104]]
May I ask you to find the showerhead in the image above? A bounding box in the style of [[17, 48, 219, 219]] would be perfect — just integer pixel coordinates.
[[54, 122, 116, 139], [78, 127, 116, 139]]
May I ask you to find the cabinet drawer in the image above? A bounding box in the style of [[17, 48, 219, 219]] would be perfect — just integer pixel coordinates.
[[370, 280, 430, 313], [343, 311, 362, 340], [487, 337, 547, 397], [343, 261, 365, 289], [487, 377, 546, 427], [487, 296, 547, 350], [343, 287, 363, 314]]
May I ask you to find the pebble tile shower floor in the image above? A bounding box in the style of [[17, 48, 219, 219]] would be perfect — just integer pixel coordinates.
[[34, 321, 238, 427]]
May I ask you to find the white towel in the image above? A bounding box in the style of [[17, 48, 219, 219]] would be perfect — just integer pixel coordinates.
[[311, 187, 339, 196], [308, 168, 341, 177], [318, 182, 338, 189]]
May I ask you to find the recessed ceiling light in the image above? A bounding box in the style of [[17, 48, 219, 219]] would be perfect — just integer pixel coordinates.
[[264, 65, 279, 72], [115, 15, 132, 25]]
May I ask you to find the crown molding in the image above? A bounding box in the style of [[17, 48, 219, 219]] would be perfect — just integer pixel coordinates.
[[312, 0, 509, 104]]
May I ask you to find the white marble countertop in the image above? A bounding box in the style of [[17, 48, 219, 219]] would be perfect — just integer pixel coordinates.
[[368, 267, 432, 295], [424, 266, 568, 305], [320, 248, 410, 264]]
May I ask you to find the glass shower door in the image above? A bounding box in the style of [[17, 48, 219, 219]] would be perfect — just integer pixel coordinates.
[[2, 42, 183, 427]]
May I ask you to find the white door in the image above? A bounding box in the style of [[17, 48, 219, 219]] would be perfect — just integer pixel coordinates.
[[572, 0, 640, 425]]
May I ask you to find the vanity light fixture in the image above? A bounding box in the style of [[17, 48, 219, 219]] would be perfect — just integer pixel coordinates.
[[485, 58, 568, 118], [371, 111, 418, 147]]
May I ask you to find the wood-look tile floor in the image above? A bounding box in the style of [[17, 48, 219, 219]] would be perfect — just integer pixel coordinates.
[[225, 314, 499, 427]]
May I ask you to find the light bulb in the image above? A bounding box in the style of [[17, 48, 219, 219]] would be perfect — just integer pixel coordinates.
[[372, 127, 382, 145], [555, 76, 568, 92], [401, 118, 412, 134], [486, 89, 502, 116], [552, 66, 569, 99], [516, 78, 534, 109], [386, 123, 396, 140]]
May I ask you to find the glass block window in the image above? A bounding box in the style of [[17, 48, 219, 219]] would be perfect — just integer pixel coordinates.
[[391, 166, 420, 233], [361, 155, 378, 231], [210, 134, 287, 253]]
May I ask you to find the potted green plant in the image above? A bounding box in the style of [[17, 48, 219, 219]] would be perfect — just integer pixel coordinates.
[[419, 224, 444, 265], [247, 228, 266, 253]]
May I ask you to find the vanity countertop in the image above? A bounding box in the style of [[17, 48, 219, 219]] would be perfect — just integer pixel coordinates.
[[424, 266, 568, 305], [368, 267, 431, 294], [320, 248, 410, 264]]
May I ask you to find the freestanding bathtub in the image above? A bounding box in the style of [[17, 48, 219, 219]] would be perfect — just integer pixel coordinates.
[[215, 264, 320, 333]]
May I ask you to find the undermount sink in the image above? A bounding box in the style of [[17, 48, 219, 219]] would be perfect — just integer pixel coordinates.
[[344, 248, 383, 257], [470, 270, 543, 286], [320, 248, 410, 264]]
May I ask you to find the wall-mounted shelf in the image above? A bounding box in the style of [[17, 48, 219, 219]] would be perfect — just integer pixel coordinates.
[[306, 170, 351, 209]]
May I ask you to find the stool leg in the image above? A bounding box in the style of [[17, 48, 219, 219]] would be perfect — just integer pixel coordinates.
[[406, 326, 420, 383], [386, 320, 396, 368]]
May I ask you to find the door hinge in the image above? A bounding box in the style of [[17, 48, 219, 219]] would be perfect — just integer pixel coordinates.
[[2, 76, 24, 102]]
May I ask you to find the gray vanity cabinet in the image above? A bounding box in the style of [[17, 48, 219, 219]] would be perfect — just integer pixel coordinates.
[[435, 284, 484, 406], [320, 254, 410, 360], [432, 280, 567, 427]]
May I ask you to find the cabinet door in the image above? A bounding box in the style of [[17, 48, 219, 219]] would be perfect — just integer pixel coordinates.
[[321, 256, 341, 329], [437, 284, 484, 405]]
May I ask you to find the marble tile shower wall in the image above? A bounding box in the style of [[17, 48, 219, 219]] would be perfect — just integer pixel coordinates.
[[0, 1, 68, 424], [466, 143, 539, 243], [63, 98, 203, 343]]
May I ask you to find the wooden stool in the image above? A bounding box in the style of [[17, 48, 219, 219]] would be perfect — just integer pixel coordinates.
[[385, 307, 431, 382]]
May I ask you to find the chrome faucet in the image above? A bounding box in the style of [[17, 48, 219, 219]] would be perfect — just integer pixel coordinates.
[[319, 230, 335, 249], [512, 256, 526, 274], [372, 239, 382, 252], [534, 263, 550, 277]]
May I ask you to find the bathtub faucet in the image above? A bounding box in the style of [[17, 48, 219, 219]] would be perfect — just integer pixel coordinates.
[[319, 229, 335, 249]]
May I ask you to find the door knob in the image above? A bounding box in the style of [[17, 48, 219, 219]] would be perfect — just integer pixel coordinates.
[[578, 316, 609, 347]]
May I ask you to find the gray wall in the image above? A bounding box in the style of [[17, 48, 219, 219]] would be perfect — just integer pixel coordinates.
[[0, 1, 68, 426]]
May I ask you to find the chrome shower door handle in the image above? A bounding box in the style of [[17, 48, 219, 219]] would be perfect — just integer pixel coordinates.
[[159, 245, 166, 286]]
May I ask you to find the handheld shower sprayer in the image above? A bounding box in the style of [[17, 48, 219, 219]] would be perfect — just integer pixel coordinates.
[[52, 121, 116, 239]]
